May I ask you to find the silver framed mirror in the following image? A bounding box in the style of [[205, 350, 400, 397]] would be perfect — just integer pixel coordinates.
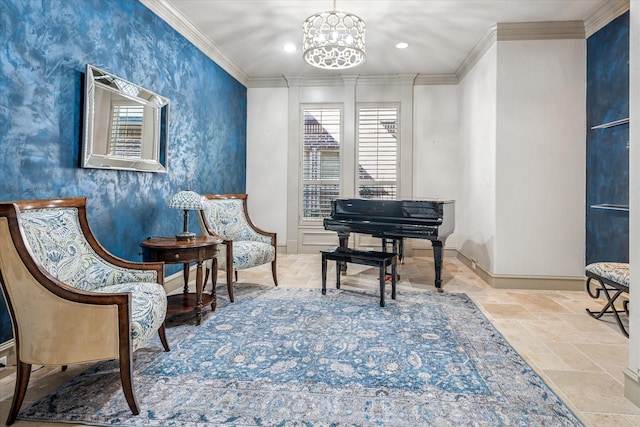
[[82, 64, 169, 173]]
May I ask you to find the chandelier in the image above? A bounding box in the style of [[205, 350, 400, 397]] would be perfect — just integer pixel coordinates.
[[302, 0, 366, 70]]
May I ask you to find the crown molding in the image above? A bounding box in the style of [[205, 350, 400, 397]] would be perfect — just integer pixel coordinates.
[[280, 74, 422, 87], [141, 0, 629, 90], [356, 74, 418, 86], [297, 75, 352, 87], [247, 76, 289, 88], [414, 74, 458, 86], [456, 24, 497, 81], [496, 21, 585, 41], [456, 20, 590, 82], [251, 73, 456, 88], [584, 0, 630, 37], [139, 0, 249, 87]]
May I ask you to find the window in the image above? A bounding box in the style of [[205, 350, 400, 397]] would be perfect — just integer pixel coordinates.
[[108, 103, 144, 159], [357, 106, 398, 199], [301, 107, 341, 219]]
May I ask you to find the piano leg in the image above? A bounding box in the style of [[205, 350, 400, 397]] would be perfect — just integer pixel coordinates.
[[338, 232, 350, 275], [391, 239, 401, 281], [432, 240, 444, 292]]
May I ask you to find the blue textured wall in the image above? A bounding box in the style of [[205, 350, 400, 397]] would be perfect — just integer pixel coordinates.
[[586, 12, 629, 265], [0, 0, 247, 344]]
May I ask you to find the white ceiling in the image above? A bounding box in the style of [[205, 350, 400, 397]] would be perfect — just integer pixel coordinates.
[[160, 0, 614, 79]]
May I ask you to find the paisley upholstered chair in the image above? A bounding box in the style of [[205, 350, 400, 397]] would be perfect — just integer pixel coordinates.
[[0, 198, 169, 425], [198, 194, 277, 302]]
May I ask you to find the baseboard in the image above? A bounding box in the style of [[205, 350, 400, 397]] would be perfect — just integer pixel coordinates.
[[164, 266, 198, 295], [163, 264, 222, 295], [412, 247, 458, 258], [0, 338, 13, 353], [456, 251, 586, 291], [457, 251, 493, 284], [0, 338, 15, 376], [487, 274, 585, 291], [624, 368, 640, 407]]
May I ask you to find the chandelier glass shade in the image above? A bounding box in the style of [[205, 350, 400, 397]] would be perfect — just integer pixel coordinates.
[[302, 2, 366, 70]]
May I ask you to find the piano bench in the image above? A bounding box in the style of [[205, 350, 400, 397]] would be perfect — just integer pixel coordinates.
[[321, 247, 397, 307], [585, 262, 629, 337]]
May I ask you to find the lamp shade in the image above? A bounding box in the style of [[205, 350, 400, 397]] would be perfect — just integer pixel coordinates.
[[302, 2, 366, 70], [167, 190, 204, 211]]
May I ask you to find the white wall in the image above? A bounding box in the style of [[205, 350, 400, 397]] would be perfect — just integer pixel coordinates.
[[413, 84, 460, 249], [248, 79, 462, 253], [246, 36, 586, 284], [626, 0, 640, 403], [457, 44, 498, 271], [494, 39, 586, 277], [246, 87, 289, 244]]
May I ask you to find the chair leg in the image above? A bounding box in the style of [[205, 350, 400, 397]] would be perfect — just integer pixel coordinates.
[[6, 360, 31, 426], [225, 248, 235, 303], [272, 260, 278, 286], [119, 353, 140, 415], [158, 323, 170, 352], [226, 268, 235, 303]]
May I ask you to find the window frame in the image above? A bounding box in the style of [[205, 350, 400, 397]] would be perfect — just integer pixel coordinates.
[[355, 103, 401, 201], [299, 104, 344, 225]]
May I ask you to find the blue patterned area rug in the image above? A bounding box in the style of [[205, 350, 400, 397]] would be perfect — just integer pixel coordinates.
[[18, 286, 583, 426]]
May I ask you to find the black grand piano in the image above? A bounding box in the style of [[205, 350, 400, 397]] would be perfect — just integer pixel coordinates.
[[323, 198, 455, 290]]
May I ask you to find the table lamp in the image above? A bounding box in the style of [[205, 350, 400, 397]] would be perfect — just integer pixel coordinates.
[[167, 190, 204, 241]]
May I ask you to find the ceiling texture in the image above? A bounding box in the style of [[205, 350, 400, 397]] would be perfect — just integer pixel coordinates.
[[142, 0, 626, 85]]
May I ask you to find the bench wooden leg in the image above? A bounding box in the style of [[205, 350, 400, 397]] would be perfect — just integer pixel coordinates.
[[391, 261, 397, 300], [379, 263, 386, 307], [320, 249, 396, 306]]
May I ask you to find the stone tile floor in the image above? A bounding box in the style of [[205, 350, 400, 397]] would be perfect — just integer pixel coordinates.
[[1, 253, 637, 426]]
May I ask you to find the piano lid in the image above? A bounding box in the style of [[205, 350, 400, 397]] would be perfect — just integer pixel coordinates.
[[325, 198, 456, 239], [331, 198, 453, 220]]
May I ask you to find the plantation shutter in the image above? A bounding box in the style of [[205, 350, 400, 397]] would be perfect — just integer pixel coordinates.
[[357, 106, 398, 199], [302, 107, 341, 219], [109, 104, 144, 158]]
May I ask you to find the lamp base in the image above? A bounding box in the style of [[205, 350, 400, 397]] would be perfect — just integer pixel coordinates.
[[175, 231, 196, 241]]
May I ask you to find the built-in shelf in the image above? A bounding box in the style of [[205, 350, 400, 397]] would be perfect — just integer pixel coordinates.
[[590, 118, 629, 129], [590, 203, 629, 212]]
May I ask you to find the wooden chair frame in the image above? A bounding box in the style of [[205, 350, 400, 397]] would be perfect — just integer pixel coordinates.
[[0, 198, 169, 425], [199, 194, 277, 302]]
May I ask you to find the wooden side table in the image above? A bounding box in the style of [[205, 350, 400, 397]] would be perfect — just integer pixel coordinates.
[[140, 235, 221, 325]]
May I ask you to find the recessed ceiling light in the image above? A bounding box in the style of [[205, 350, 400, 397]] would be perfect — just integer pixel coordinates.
[[395, 42, 409, 49], [283, 43, 297, 53]]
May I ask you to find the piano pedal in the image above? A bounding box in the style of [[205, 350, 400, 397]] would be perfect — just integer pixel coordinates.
[[379, 274, 400, 283]]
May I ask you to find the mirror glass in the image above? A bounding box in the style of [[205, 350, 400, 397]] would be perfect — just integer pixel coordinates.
[[82, 65, 169, 172]]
